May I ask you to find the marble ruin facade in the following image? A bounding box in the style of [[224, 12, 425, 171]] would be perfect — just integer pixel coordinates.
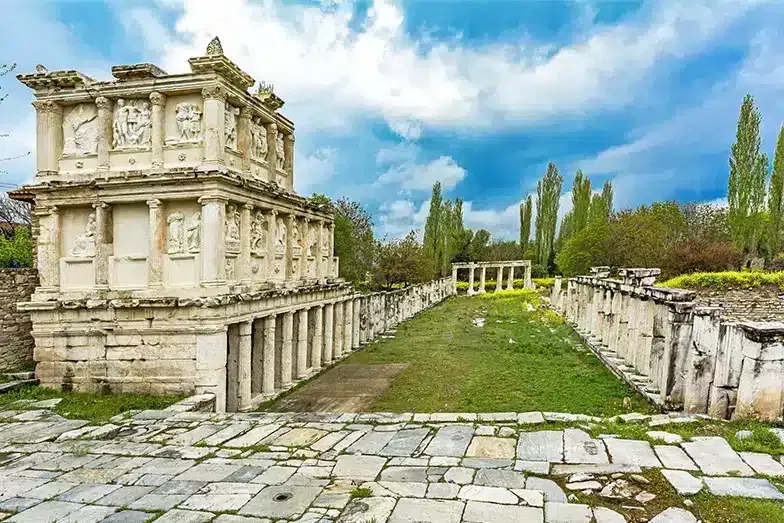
[[452, 260, 533, 295], [14, 38, 454, 412]]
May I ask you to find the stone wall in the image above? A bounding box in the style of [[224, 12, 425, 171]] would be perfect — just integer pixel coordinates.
[[0, 268, 38, 371], [551, 269, 784, 421], [693, 287, 784, 321]]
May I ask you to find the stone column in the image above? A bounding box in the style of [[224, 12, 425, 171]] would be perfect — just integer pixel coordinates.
[[344, 298, 353, 352], [281, 311, 294, 387], [200, 86, 227, 172], [262, 314, 276, 395], [265, 122, 278, 183], [312, 305, 324, 371], [267, 210, 278, 278], [296, 307, 309, 379], [93, 202, 112, 289], [316, 220, 324, 281], [31, 100, 63, 176], [149, 92, 166, 169], [479, 266, 487, 293], [147, 199, 164, 288], [524, 263, 533, 290], [323, 302, 334, 364], [496, 267, 503, 292], [334, 300, 344, 358], [328, 222, 335, 277], [238, 320, 253, 409], [284, 133, 295, 189], [284, 213, 295, 281], [451, 266, 458, 293], [238, 106, 252, 175], [95, 96, 112, 172], [240, 204, 253, 284], [352, 296, 361, 349], [507, 265, 514, 290], [252, 319, 264, 395], [467, 264, 475, 296], [199, 196, 227, 286], [35, 206, 60, 293]]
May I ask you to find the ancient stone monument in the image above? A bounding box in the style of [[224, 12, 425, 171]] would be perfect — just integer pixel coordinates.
[[14, 38, 453, 412], [451, 260, 533, 295]]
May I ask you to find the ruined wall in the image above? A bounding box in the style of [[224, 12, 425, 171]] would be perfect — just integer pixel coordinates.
[[0, 268, 38, 371], [551, 269, 784, 421], [693, 287, 784, 322]]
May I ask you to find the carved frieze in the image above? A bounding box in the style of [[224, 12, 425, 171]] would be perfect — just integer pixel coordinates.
[[275, 132, 285, 170], [174, 102, 202, 143], [250, 117, 267, 162], [291, 219, 302, 258], [63, 104, 98, 155], [186, 212, 201, 253], [250, 210, 267, 257], [113, 98, 152, 149], [224, 102, 238, 150], [167, 211, 184, 254], [70, 212, 96, 257], [225, 204, 241, 254]]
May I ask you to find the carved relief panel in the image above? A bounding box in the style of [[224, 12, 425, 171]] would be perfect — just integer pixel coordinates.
[[250, 117, 268, 162], [274, 215, 286, 277], [275, 133, 285, 170], [167, 211, 201, 254], [63, 104, 98, 155], [163, 201, 201, 288], [225, 204, 241, 255], [165, 95, 203, 145], [224, 102, 238, 150], [250, 210, 268, 258], [113, 98, 152, 149]]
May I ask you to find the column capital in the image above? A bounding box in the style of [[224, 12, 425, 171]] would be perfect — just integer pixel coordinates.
[[198, 195, 228, 205], [146, 199, 162, 209], [92, 201, 109, 210], [95, 96, 112, 110], [239, 106, 253, 119], [243, 203, 254, 211], [201, 85, 227, 101], [270, 208, 279, 217], [31, 100, 62, 114], [284, 133, 295, 143], [266, 122, 278, 131], [149, 91, 167, 106]]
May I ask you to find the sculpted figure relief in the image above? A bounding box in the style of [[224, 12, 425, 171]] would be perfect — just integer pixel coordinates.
[[275, 133, 285, 170], [250, 211, 267, 256], [175, 102, 202, 143], [225, 204, 241, 254], [186, 212, 201, 253], [113, 99, 152, 149], [250, 119, 267, 161], [275, 220, 287, 255], [71, 212, 96, 257], [64, 104, 98, 155], [167, 211, 185, 254], [224, 102, 238, 149], [225, 259, 234, 280], [307, 224, 317, 257]]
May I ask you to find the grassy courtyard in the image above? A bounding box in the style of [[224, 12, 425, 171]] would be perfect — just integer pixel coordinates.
[[340, 289, 652, 415]]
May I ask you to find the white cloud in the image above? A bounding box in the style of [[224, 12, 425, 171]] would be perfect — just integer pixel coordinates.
[[375, 155, 466, 192], [295, 148, 338, 195]]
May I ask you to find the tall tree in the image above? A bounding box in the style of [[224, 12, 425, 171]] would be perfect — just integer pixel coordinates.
[[441, 199, 454, 275], [519, 196, 532, 249], [588, 181, 613, 224], [423, 182, 444, 277], [728, 94, 769, 256], [768, 125, 784, 256], [534, 162, 563, 269], [571, 170, 592, 234]]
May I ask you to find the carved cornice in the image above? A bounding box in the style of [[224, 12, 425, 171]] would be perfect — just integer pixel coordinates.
[[149, 92, 167, 106], [31, 100, 62, 115], [201, 85, 227, 102]]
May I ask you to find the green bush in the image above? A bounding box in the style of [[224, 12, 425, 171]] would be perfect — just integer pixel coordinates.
[[660, 270, 784, 290], [0, 227, 33, 268]]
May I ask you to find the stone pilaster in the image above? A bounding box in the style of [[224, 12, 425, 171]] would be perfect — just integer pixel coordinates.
[[240, 204, 253, 284], [296, 307, 309, 379], [479, 266, 486, 293], [333, 300, 344, 358], [323, 302, 334, 365], [34, 206, 60, 293], [149, 92, 166, 169], [301, 217, 309, 280], [238, 106, 252, 175], [238, 320, 253, 409], [267, 210, 278, 279], [95, 96, 112, 172], [284, 133, 295, 188], [147, 199, 164, 288], [199, 196, 227, 286], [93, 202, 112, 289], [31, 100, 63, 176], [352, 297, 361, 349], [312, 305, 324, 371], [262, 314, 276, 395], [199, 85, 227, 172], [327, 222, 335, 277], [286, 213, 296, 281], [265, 122, 278, 183], [281, 310, 294, 387]]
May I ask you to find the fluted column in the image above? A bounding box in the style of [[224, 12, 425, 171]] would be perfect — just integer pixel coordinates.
[[95, 96, 112, 172], [147, 199, 164, 288], [323, 302, 334, 364], [200, 85, 227, 172], [239, 106, 252, 175], [352, 297, 361, 349], [31, 100, 63, 176], [93, 202, 112, 289], [281, 311, 294, 387], [333, 300, 344, 358], [284, 133, 295, 189], [506, 265, 514, 290], [344, 299, 353, 352], [479, 266, 487, 293], [149, 92, 166, 169], [35, 206, 60, 293], [265, 122, 278, 183], [238, 320, 252, 409], [199, 196, 227, 286], [240, 204, 253, 284], [262, 314, 276, 395], [312, 305, 324, 371], [296, 307, 310, 379]]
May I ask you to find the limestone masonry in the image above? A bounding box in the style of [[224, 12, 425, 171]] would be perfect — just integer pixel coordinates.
[[13, 37, 454, 412], [0, 268, 38, 371], [551, 268, 784, 421]]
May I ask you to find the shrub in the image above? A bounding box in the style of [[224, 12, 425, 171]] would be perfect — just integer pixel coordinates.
[[0, 226, 33, 268], [769, 253, 784, 271], [660, 270, 784, 290]]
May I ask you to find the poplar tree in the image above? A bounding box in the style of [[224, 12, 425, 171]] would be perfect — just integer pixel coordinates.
[[768, 125, 784, 256], [571, 170, 592, 234], [728, 94, 769, 255], [423, 182, 444, 277], [534, 162, 563, 268], [519, 196, 532, 249], [441, 199, 454, 275], [588, 181, 613, 224]]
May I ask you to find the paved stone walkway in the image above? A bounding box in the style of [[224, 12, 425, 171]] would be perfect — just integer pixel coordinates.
[[0, 403, 782, 522]]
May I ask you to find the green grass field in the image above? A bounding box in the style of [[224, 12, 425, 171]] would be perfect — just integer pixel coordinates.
[[342, 289, 652, 415]]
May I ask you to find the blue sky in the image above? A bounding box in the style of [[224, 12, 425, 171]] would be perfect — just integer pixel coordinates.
[[2, 0, 784, 240]]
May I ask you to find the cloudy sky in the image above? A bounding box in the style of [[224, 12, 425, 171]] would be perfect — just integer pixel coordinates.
[[2, 0, 784, 240]]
